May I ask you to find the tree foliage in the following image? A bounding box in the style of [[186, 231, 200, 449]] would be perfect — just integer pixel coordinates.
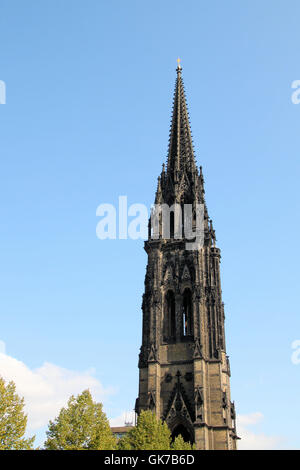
[[171, 434, 195, 450], [118, 410, 170, 450], [44, 390, 116, 450], [117, 410, 194, 450], [0, 376, 35, 450]]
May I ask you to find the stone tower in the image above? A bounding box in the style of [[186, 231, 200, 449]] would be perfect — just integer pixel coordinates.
[[135, 63, 238, 450]]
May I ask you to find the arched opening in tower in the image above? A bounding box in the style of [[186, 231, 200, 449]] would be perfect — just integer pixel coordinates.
[[164, 290, 176, 340], [171, 424, 193, 444], [182, 288, 193, 337], [170, 211, 174, 239]]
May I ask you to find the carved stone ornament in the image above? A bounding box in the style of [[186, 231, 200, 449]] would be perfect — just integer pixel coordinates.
[[163, 265, 174, 285], [148, 390, 156, 410], [181, 265, 191, 281], [148, 343, 157, 362], [164, 371, 194, 423], [194, 386, 204, 423], [193, 338, 203, 359]]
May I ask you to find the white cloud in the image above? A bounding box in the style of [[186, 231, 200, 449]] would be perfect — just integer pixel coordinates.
[[0, 346, 114, 431], [237, 412, 284, 450], [0, 340, 6, 354], [238, 412, 263, 427]]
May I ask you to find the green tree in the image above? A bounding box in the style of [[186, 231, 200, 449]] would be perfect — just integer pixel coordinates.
[[118, 410, 171, 450], [0, 376, 35, 450], [44, 390, 116, 450], [171, 434, 195, 450], [118, 410, 194, 450]]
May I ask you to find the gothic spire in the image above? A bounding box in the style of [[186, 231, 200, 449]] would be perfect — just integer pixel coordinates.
[[151, 61, 212, 243], [166, 60, 197, 182]]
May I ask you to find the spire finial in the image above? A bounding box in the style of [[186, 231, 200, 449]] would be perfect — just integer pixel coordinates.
[[176, 57, 182, 72]]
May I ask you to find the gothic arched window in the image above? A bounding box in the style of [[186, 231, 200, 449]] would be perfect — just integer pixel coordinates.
[[170, 211, 174, 239], [182, 289, 193, 337], [164, 290, 176, 341]]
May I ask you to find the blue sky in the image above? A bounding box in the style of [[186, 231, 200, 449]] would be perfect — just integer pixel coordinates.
[[0, 0, 300, 449]]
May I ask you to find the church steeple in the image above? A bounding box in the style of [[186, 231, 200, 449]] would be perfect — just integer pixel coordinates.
[[136, 63, 238, 450]]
